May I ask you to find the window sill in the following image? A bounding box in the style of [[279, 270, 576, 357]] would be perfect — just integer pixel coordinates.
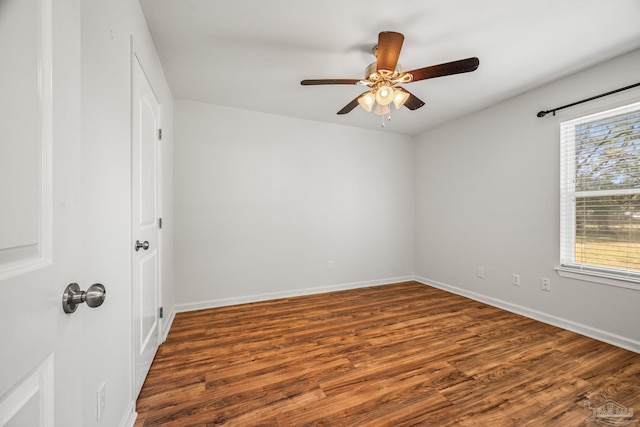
[[556, 266, 640, 291]]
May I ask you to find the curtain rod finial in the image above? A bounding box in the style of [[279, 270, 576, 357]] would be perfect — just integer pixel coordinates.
[[537, 111, 548, 118]]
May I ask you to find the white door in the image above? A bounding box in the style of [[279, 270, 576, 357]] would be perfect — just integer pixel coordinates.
[[132, 52, 162, 399], [0, 0, 84, 426]]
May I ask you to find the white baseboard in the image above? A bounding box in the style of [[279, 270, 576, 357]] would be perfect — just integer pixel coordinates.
[[414, 276, 640, 354], [161, 306, 177, 342], [173, 276, 415, 314], [119, 400, 137, 427]]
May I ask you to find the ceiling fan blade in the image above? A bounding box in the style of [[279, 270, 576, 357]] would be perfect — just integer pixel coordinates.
[[301, 79, 360, 86], [407, 57, 479, 82], [398, 89, 426, 110], [376, 31, 404, 73], [337, 95, 362, 115]]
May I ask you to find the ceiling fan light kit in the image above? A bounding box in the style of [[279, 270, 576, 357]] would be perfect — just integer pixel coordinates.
[[301, 31, 479, 128]]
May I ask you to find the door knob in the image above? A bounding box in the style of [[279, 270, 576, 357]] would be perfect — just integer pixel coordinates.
[[62, 283, 106, 314], [135, 240, 150, 251]]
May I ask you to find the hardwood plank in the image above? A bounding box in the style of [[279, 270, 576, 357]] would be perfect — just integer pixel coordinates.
[[135, 281, 640, 426]]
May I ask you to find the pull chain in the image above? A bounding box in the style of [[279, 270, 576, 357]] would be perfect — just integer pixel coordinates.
[[381, 110, 392, 128]]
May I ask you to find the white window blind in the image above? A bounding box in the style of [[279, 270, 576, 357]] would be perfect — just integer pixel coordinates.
[[560, 101, 640, 283]]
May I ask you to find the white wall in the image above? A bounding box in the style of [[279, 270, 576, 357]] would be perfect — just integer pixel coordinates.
[[80, 0, 173, 425], [415, 48, 640, 351], [174, 100, 414, 308]]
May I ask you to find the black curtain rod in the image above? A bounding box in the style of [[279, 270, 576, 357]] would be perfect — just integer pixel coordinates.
[[536, 81, 640, 118]]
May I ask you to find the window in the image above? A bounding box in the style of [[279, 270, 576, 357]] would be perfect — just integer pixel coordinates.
[[560, 102, 640, 284]]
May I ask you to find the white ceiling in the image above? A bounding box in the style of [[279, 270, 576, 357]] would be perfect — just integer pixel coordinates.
[[139, 0, 640, 136]]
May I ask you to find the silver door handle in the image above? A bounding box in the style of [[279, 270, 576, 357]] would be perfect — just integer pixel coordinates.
[[62, 283, 106, 314], [135, 240, 149, 251]]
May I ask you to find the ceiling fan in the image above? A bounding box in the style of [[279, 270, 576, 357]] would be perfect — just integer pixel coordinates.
[[301, 31, 479, 119]]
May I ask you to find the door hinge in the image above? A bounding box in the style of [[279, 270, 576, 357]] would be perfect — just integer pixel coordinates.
[[158, 217, 163, 229], [158, 128, 163, 140], [159, 307, 164, 319]]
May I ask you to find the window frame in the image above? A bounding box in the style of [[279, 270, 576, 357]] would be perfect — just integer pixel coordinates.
[[558, 100, 640, 290]]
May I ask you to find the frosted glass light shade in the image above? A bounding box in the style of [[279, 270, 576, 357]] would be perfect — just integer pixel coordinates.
[[358, 92, 375, 112], [375, 85, 395, 106], [374, 104, 390, 115], [392, 89, 410, 109]]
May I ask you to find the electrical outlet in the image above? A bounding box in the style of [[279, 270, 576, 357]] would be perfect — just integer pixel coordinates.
[[477, 267, 485, 278], [512, 274, 520, 286], [541, 277, 551, 292], [97, 382, 106, 420], [327, 260, 334, 270]]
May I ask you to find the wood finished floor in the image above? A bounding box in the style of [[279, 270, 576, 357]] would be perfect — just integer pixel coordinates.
[[134, 281, 640, 426]]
